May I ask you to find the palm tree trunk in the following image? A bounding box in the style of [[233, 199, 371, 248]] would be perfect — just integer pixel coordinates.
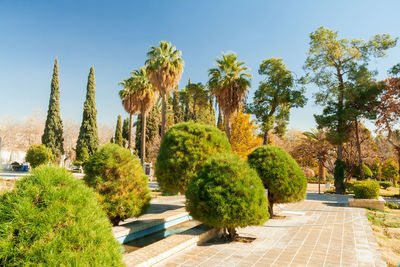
[[161, 93, 166, 138], [224, 114, 230, 141], [318, 159, 325, 194], [128, 113, 133, 150], [141, 111, 147, 165], [354, 118, 364, 179]]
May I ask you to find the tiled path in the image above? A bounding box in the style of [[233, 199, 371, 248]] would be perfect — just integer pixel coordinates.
[[154, 193, 386, 267]]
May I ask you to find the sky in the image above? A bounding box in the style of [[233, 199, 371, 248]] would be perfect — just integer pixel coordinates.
[[0, 0, 399, 131]]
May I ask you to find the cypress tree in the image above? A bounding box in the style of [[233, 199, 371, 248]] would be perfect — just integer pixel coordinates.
[[76, 67, 99, 162], [114, 115, 123, 146], [122, 117, 130, 147], [42, 57, 64, 160]]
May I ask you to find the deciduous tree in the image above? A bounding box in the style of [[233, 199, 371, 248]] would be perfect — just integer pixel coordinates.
[[246, 58, 306, 144]]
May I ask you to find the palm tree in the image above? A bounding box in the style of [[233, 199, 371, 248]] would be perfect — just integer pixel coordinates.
[[119, 82, 135, 150], [120, 68, 157, 164], [303, 129, 333, 193], [208, 52, 251, 140], [145, 41, 184, 138]]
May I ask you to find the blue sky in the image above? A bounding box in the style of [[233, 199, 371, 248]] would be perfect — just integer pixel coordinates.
[[0, 0, 399, 131]]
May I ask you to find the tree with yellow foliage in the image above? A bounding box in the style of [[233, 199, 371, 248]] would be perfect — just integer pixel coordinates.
[[230, 111, 262, 159]]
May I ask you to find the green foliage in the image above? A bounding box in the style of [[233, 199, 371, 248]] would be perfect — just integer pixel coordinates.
[[156, 122, 231, 194], [353, 180, 380, 199], [76, 67, 99, 162], [354, 164, 373, 179], [382, 159, 399, 185], [0, 166, 123, 266], [379, 181, 393, 189], [246, 58, 306, 143], [247, 145, 307, 215], [74, 147, 89, 167], [114, 115, 123, 146], [122, 117, 130, 146], [386, 201, 400, 209], [186, 153, 269, 232], [346, 181, 355, 193], [42, 58, 64, 160], [25, 144, 53, 168], [334, 160, 346, 194], [84, 143, 150, 225]]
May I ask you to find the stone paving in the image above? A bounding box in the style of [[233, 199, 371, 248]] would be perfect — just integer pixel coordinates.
[[154, 193, 386, 267]]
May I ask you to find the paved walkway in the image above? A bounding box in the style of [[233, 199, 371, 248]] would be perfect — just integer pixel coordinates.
[[155, 193, 386, 267]]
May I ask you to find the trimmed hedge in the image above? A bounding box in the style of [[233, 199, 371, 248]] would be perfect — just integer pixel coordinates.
[[85, 143, 150, 226], [353, 180, 380, 199], [379, 181, 393, 190], [25, 144, 54, 168], [186, 153, 269, 239], [247, 145, 307, 216], [156, 122, 231, 194], [0, 166, 123, 266]]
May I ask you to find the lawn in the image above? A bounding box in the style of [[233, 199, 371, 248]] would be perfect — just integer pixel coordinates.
[[367, 207, 400, 267], [380, 186, 400, 198]]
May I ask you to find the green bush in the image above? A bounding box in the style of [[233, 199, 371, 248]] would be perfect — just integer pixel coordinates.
[[346, 180, 355, 193], [382, 159, 399, 186], [379, 181, 393, 189], [353, 180, 380, 199], [0, 166, 123, 266], [25, 144, 53, 168], [247, 145, 307, 217], [156, 122, 231, 194], [354, 164, 373, 179], [85, 143, 150, 225], [186, 153, 269, 240]]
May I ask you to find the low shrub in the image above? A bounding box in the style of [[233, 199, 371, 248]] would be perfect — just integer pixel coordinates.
[[25, 144, 53, 168], [353, 180, 380, 199], [186, 153, 269, 240], [385, 202, 400, 209], [0, 166, 123, 266], [248, 145, 307, 217], [380, 181, 393, 190], [346, 181, 355, 193], [85, 143, 150, 226], [156, 122, 231, 194]]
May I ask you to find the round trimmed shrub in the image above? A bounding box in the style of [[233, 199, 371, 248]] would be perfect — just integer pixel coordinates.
[[25, 144, 53, 168], [84, 143, 150, 226], [353, 180, 380, 199], [0, 166, 123, 266], [379, 181, 393, 190], [156, 122, 231, 194], [248, 145, 307, 217], [186, 153, 269, 240]]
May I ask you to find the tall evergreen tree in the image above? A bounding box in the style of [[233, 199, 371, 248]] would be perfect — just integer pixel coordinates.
[[122, 117, 130, 147], [76, 67, 99, 162], [114, 115, 123, 146], [42, 57, 64, 160]]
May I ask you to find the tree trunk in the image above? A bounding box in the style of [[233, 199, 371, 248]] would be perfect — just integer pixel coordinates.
[[224, 114, 230, 141], [319, 160, 326, 181], [354, 118, 364, 179], [227, 228, 237, 241], [128, 113, 133, 150], [141, 110, 146, 165], [263, 131, 268, 145], [161, 93, 166, 138], [268, 200, 274, 218]]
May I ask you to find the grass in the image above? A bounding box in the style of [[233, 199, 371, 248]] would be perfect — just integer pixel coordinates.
[[367, 207, 400, 266], [379, 186, 400, 198]]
